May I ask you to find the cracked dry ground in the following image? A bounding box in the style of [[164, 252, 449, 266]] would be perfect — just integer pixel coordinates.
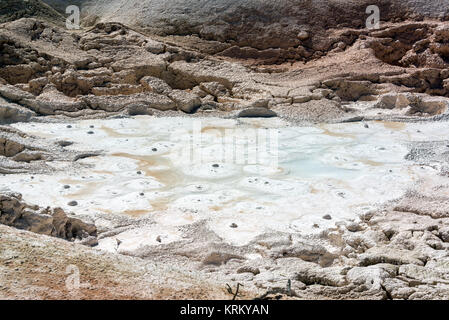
[[1, 16, 449, 300]]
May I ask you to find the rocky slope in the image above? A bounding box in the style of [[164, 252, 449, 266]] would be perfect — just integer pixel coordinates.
[[0, 0, 64, 25], [1, 17, 449, 126], [0, 224, 230, 299], [79, 0, 449, 62], [41, 0, 85, 14]]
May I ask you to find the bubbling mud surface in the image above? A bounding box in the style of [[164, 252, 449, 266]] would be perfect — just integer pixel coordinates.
[[1, 116, 448, 245]]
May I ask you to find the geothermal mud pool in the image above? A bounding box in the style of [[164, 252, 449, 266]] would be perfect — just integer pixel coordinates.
[[1, 117, 447, 249]]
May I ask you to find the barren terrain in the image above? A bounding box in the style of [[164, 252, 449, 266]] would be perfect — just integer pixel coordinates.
[[1, 0, 449, 300]]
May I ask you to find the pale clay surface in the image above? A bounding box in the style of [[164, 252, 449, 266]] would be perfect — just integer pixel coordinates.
[[0, 117, 446, 247]]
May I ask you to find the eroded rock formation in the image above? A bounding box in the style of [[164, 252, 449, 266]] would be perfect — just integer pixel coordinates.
[[77, 0, 449, 63], [0, 193, 97, 245], [1, 15, 449, 125]]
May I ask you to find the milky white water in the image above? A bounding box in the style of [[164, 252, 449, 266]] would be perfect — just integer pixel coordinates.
[[2, 117, 447, 246]]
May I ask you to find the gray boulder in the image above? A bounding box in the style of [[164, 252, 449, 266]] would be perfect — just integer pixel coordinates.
[[169, 89, 202, 113], [0, 97, 35, 124], [0, 193, 97, 244], [238, 107, 277, 118]]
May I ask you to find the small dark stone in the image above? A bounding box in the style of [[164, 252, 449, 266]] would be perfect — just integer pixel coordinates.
[[67, 201, 78, 206], [230, 223, 238, 228], [364, 123, 369, 128], [58, 140, 73, 147], [127, 103, 154, 116], [87, 131, 94, 134], [322, 214, 332, 220], [66, 125, 72, 128], [137, 171, 142, 175], [90, 125, 95, 128], [140, 193, 144, 196], [156, 236, 162, 243], [346, 222, 363, 232], [152, 148, 158, 152], [212, 164, 219, 168], [63, 185, 71, 189], [238, 107, 277, 118]]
